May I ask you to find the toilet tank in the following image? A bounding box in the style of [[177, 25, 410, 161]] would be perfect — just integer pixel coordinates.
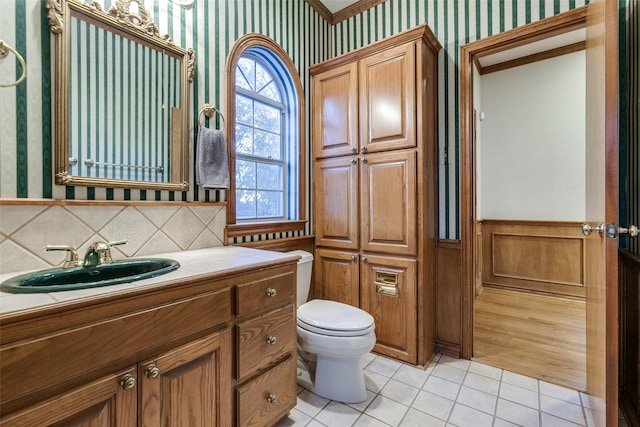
[[288, 250, 314, 307]]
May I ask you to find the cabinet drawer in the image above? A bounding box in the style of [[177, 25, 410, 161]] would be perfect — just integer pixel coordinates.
[[237, 357, 296, 427], [236, 268, 294, 316], [237, 305, 296, 380]]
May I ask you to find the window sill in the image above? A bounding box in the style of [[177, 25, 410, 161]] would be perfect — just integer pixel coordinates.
[[225, 220, 307, 239]]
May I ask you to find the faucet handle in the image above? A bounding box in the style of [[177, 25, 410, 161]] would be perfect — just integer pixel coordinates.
[[44, 245, 81, 268], [83, 239, 127, 267]]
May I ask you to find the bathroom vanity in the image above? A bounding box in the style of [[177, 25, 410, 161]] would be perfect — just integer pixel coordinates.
[[0, 247, 298, 427]]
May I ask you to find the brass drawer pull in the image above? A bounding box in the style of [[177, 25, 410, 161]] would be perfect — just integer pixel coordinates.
[[120, 374, 136, 390], [265, 288, 277, 298], [266, 393, 278, 404], [145, 364, 160, 380], [266, 335, 277, 345]]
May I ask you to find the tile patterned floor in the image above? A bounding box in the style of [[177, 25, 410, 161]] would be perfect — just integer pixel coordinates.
[[276, 353, 599, 427]]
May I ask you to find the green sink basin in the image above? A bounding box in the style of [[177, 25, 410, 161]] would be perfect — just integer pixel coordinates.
[[1, 258, 180, 293]]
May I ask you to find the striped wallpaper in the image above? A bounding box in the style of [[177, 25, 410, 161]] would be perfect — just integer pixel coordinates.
[[0, 0, 633, 241]]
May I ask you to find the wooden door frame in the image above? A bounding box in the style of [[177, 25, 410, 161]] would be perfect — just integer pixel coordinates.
[[459, 6, 588, 360]]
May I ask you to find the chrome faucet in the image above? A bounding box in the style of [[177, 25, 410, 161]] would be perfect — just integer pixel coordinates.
[[44, 245, 81, 268], [45, 240, 128, 268], [83, 240, 128, 267]]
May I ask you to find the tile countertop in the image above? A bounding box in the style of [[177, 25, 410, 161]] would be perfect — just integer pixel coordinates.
[[0, 246, 300, 316]]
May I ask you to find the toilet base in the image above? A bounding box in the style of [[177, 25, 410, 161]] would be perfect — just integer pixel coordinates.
[[297, 353, 368, 404]]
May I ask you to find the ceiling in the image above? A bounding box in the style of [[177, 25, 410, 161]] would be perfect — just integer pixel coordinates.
[[320, 0, 360, 14]]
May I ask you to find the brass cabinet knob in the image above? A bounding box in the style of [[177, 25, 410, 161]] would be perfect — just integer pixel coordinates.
[[120, 374, 136, 390], [362, 157, 368, 163], [351, 254, 357, 261], [145, 364, 160, 380], [266, 393, 278, 404], [266, 287, 277, 297], [351, 158, 357, 165], [361, 256, 367, 263], [266, 335, 277, 345], [351, 147, 357, 154], [361, 145, 367, 153]]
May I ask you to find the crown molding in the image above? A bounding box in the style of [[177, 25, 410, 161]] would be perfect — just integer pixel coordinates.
[[305, 0, 387, 25]]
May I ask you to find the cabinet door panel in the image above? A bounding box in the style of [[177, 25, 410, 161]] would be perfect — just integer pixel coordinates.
[[139, 330, 232, 427], [361, 255, 417, 363], [361, 150, 417, 255], [359, 43, 415, 153], [312, 62, 359, 158], [314, 248, 360, 306], [0, 368, 137, 427], [314, 157, 359, 249]]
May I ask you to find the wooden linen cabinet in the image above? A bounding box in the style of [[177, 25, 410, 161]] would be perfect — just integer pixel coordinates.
[[310, 25, 441, 365]]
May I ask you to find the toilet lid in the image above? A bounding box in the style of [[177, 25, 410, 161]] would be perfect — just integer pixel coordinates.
[[297, 300, 375, 337]]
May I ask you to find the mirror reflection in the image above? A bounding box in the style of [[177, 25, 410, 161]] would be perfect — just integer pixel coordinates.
[[49, 0, 195, 190]]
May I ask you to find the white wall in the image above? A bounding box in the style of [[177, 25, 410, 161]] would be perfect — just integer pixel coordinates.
[[478, 51, 586, 221]]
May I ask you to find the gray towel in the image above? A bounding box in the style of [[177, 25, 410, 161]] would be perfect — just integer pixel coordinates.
[[196, 127, 230, 189]]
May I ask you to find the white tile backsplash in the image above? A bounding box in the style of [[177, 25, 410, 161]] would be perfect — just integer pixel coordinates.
[[0, 204, 226, 274]]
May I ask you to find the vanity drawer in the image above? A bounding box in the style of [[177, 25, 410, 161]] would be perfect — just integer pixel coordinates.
[[235, 266, 295, 316], [237, 356, 296, 427], [237, 304, 296, 380]]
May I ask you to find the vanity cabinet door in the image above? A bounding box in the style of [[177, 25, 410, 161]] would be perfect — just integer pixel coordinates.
[[139, 330, 232, 427], [359, 42, 416, 153], [360, 150, 417, 255], [0, 367, 137, 427], [314, 248, 360, 306], [360, 254, 417, 364], [312, 62, 359, 159], [313, 156, 359, 250]]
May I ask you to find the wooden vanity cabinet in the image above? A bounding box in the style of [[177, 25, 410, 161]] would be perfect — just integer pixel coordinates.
[[310, 25, 440, 366], [233, 264, 298, 427], [0, 260, 299, 427]]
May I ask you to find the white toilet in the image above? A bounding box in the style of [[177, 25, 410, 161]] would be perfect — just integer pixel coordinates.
[[289, 250, 376, 403]]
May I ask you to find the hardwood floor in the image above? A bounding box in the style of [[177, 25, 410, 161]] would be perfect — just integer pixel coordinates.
[[473, 287, 586, 391]]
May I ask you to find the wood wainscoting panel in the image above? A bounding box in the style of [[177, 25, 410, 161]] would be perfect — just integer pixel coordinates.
[[473, 287, 586, 391], [435, 240, 462, 357], [481, 220, 585, 298]]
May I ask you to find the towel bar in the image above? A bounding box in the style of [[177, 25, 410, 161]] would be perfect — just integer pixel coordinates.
[[0, 40, 27, 88], [198, 104, 225, 130]]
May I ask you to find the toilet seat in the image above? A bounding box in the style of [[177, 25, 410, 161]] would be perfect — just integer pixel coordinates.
[[297, 299, 375, 337]]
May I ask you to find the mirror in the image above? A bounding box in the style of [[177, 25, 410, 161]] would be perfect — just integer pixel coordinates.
[[47, 0, 195, 190]]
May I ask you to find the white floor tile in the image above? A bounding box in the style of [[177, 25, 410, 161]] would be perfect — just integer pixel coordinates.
[[365, 370, 392, 393], [423, 375, 461, 401], [380, 379, 420, 406], [315, 401, 361, 426], [399, 408, 446, 427], [392, 364, 430, 389], [411, 390, 455, 421], [463, 371, 500, 396], [456, 386, 497, 415], [448, 403, 494, 427], [296, 389, 331, 418], [274, 408, 312, 426], [367, 357, 403, 377], [540, 395, 585, 425], [496, 398, 540, 427], [289, 353, 598, 427], [468, 361, 503, 380], [501, 370, 539, 392], [541, 412, 585, 427], [361, 353, 377, 369], [431, 364, 467, 384], [500, 382, 540, 409], [364, 395, 409, 426], [540, 381, 582, 406], [353, 414, 393, 427]]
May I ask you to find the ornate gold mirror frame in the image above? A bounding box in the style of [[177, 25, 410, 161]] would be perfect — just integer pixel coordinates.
[[47, 0, 195, 191]]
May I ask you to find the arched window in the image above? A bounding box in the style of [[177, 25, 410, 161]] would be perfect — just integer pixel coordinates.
[[226, 35, 306, 239]]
